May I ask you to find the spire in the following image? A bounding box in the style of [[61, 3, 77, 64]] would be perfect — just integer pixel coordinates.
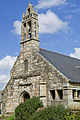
[[26, 2, 35, 15], [28, 1, 31, 8], [23, 11, 25, 18], [36, 8, 37, 14], [31, 5, 35, 13], [29, 1, 31, 5]]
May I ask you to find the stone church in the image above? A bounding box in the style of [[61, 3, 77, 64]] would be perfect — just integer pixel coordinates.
[[2, 2, 80, 114]]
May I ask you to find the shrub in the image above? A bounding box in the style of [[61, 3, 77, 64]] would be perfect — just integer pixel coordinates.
[[15, 96, 43, 120], [76, 112, 80, 120], [64, 113, 76, 120], [5, 115, 15, 120], [28, 105, 69, 120]]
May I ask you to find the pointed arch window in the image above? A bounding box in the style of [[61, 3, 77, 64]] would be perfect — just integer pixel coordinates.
[[24, 59, 28, 71]]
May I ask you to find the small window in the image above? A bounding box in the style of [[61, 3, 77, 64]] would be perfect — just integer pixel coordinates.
[[57, 90, 63, 100], [73, 90, 76, 99], [24, 59, 28, 71], [50, 90, 55, 99], [78, 90, 80, 98]]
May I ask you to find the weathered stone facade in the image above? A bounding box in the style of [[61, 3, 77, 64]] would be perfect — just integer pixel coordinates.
[[2, 2, 80, 114]]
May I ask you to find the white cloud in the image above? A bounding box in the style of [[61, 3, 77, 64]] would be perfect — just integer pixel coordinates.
[[69, 48, 80, 59], [0, 56, 17, 73], [11, 21, 22, 35], [11, 11, 68, 35], [36, 0, 67, 9], [0, 56, 17, 90], [11, 8, 69, 35], [0, 74, 10, 90], [39, 11, 68, 34]]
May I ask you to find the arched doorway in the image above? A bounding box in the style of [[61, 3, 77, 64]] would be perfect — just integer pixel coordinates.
[[20, 91, 30, 103], [23, 92, 30, 102]]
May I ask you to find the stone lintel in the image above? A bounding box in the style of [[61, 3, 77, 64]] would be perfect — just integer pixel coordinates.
[[20, 38, 39, 44], [64, 87, 80, 90], [22, 16, 38, 23], [19, 83, 32, 86], [73, 99, 80, 101], [50, 87, 63, 90], [39, 82, 46, 84], [13, 73, 41, 79]]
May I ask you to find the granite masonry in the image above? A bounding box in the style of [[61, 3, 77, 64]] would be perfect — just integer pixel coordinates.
[[2, 2, 80, 114]]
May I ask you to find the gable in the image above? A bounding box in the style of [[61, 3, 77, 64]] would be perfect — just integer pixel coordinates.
[[40, 48, 80, 83]]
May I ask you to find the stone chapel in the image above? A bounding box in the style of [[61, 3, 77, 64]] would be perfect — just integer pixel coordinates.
[[2, 2, 80, 114]]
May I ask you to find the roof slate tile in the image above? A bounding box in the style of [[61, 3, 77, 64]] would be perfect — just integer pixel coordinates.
[[40, 48, 80, 83]]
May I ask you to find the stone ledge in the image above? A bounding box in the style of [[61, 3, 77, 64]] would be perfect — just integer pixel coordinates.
[[19, 83, 32, 86], [13, 73, 41, 79], [73, 98, 80, 101]]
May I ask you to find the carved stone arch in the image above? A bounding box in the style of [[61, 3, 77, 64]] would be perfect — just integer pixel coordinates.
[[20, 91, 30, 103]]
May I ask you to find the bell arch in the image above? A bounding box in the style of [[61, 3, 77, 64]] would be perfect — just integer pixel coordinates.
[[20, 91, 30, 103]]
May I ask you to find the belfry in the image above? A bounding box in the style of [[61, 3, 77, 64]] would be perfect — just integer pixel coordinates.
[[21, 2, 39, 51]]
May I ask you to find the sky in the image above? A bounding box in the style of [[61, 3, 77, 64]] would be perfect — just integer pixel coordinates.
[[0, 0, 80, 90]]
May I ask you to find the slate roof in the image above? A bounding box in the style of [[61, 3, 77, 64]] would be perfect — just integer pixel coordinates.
[[0, 91, 2, 103], [40, 48, 80, 83]]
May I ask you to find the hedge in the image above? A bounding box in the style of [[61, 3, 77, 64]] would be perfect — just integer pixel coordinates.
[[28, 105, 69, 120], [15, 96, 43, 120]]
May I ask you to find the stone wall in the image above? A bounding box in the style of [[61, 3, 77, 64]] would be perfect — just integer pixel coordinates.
[[67, 83, 80, 109], [2, 46, 70, 114]]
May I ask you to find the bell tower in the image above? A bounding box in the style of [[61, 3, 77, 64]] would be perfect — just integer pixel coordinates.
[[21, 2, 39, 51]]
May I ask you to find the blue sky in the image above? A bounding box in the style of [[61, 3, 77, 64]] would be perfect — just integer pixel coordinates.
[[0, 0, 80, 90]]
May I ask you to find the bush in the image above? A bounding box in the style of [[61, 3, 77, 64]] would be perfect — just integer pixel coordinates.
[[28, 105, 69, 120], [15, 96, 43, 120], [76, 112, 80, 120], [64, 113, 76, 120], [5, 115, 15, 120]]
